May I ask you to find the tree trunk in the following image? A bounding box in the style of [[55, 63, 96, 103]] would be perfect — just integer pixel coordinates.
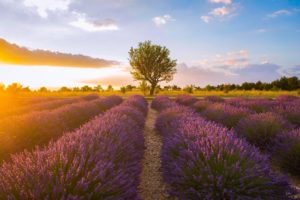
[[150, 84, 156, 96]]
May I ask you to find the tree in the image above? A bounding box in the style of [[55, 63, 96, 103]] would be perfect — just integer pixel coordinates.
[[81, 85, 92, 92], [129, 41, 177, 95], [139, 80, 149, 96], [107, 85, 113, 92], [120, 86, 126, 94], [183, 85, 194, 94], [126, 85, 134, 91], [6, 83, 23, 93], [93, 85, 103, 92], [38, 87, 49, 93], [0, 83, 5, 92], [59, 86, 71, 92]]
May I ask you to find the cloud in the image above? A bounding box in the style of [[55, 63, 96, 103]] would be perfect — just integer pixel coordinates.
[[23, 0, 71, 18], [0, 38, 119, 68], [201, 4, 239, 23], [70, 12, 119, 32], [281, 65, 300, 77], [171, 62, 283, 87], [194, 50, 249, 69], [152, 15, 174, 26], [267, 9, 291, 18], [210, 6, 231, 16], [208, 0, 232, 4], [201, 15, 212, 23]]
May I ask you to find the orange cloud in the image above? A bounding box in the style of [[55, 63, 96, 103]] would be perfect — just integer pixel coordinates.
[[0, 38, 119, 68]]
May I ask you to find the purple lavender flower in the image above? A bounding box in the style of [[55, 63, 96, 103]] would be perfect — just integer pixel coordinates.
[[153, 98, 296, 199], [175, 95, 198, 106], [235, 112, 292, 150], [0, 95, 147, 199], [202, 103, 251, 128], [0, 95, 123, 161], [204, 95, 224, 103], [272, 129, 300, 177], [276, 95, 299, 102], [192, 100, 211, 112], [274, 102, 300, 128]]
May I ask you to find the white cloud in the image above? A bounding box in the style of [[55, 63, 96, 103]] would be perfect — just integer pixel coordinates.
[[255, 29, 267, 33], [152, 15, 174, 26], [210, 6, 230, 16], [171, 62, 282, 87], [267, 9, 291, 18], [201, 15, 212, 23], [70, 12, 119, 32], [201, 4, 239, 23], [193, 49, 249, 70], [23, 0, 71, 18], [209, 0, 232, 5]]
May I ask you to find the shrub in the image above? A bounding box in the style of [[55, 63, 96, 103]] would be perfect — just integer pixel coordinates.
[[192, 100, 211, 112], [155, 105, 196, 136], [0, 96, 147, 199], [274, 103, 300, 128], [276, 95, 299, 102], [151, 95, 176, 112], [204, 95, 224, 103], [227, 98, 276, 113], [272, 129, 300, 177], [235, 112, 291, 150], [0, 95, 98, 119], [122, 95, 148, 116], [0, 96, 123, 161], [175, 95, 198, 106], [156, 108, 296, 199], [202, 103, 251, 128]]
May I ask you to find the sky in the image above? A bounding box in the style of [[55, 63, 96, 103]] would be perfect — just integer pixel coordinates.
[[0, 0, 299, 89]]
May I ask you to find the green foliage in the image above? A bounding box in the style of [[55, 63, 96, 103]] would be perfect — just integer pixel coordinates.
[[120, 86, 126, 94], [139, 80, 149, 96], [106, 85, 114, 92], [93, 85, 103, 92], [183, 85, 194, 94], [38, 87, 49, 92], [129, 41, 177, 95]]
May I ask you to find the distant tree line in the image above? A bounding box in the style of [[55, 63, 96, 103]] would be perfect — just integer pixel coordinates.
[[203, 76, 300, 92], [0, 76, 299, 94]]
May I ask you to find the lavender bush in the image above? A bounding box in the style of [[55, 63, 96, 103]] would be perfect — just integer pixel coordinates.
[[276, 95, 299, 102], [192, 100, 211, 112], [0, 95, 147, 199], [274, 103, 300, 127], [235, 112, 291, 150], [202, 103, 251, 128], [0, 94, 99, 119], [175, 95, 198, 106], [228, 98, 275, 113], [153, 98, 296, 199], [272, 129, 300, 177], [151, 95, 177, 112], [204, 95, 224, 103], [0, 95, 122, 161]]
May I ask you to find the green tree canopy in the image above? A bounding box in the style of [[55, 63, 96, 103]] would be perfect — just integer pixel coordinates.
[[129, 41, 177, 95]]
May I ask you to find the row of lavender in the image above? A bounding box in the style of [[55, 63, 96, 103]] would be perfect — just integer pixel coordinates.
[[0, 95, 123, 161], [0, 94, 99, 119], [0, 95, 147, 199], [152, 96, 297, 199], [176, 95, 300, 178]]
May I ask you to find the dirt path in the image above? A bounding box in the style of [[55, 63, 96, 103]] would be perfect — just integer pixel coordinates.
[[138, 104, 172, 200]]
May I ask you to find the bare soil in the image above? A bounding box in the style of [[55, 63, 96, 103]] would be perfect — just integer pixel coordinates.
[[138, 104, 173, 200]]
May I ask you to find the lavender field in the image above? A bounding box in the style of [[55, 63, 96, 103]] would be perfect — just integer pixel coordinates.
[[0, 94, 298, 199]]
